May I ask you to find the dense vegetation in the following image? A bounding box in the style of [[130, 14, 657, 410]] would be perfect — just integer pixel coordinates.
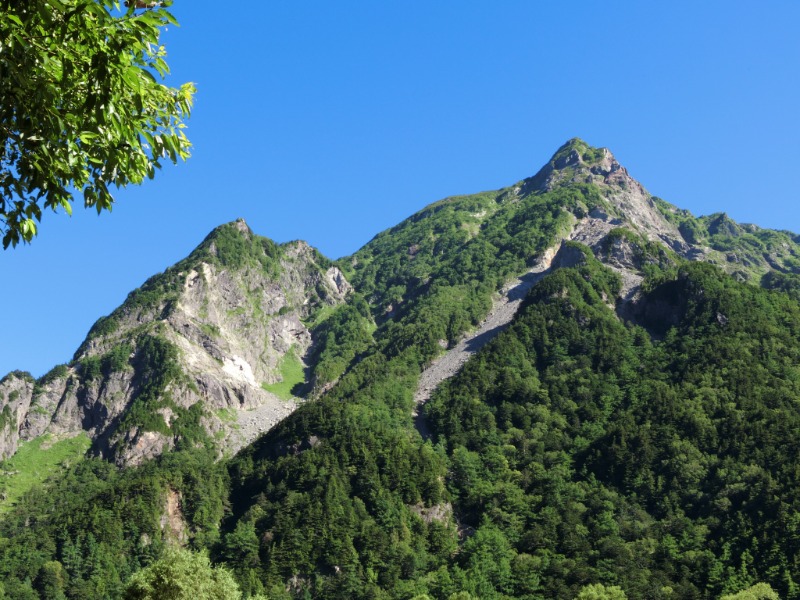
[[8, 246, 796, 599], [0, 0, 193, 248], [0, 141, 798, 598], [306, 295, 376, 393], [425, 257, 800, 598], [0, 449, 228, 599], [213, 183, 598, 598]]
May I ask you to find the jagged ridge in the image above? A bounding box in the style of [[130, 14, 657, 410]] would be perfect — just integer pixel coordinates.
[[0, 219, 354, 465]]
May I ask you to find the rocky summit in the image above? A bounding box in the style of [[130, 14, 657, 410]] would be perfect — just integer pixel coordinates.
[[1, 139, 800, 599], [0, 219, 353, 465]]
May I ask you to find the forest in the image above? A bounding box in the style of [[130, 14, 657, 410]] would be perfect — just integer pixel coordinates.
[[0, 147, 799, 599], [1, 0, 798, 596]]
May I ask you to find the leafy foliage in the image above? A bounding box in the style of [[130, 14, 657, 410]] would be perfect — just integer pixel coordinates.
[[343, 184, 594, 319], [720, 583, 781, 600], [425, 259, 800, 598], [213, 185, 606, 598], [124, 547, 241, 600], [574, 584, 628, 600], [203, 222, 282, 275], [0, 0, 194, 247], [307, 294, 375, 392], [762, 270, 800, 301], [0, 449, 229, 599], [0, 433, 91, 514]]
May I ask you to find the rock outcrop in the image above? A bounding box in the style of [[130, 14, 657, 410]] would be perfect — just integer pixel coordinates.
[[526, 139, 687, 253], [0, 220, 352, 465]]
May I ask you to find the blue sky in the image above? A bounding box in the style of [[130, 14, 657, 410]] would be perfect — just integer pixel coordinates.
[[2, 1, 799, 377]]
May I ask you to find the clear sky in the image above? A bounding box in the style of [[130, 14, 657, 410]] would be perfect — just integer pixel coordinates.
[[2, 1, 799, 377]]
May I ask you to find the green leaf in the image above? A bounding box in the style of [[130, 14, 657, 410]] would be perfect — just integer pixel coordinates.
[[60, 198, 73, 216], [44, 0, 68, 11], [20, 218, 37, 241]]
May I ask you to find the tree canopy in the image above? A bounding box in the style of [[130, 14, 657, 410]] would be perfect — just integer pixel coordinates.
[[0, 0, 194, 248], [124, 548, 242, 600]]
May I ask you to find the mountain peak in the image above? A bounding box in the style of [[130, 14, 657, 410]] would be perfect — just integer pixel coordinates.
[[518, 139, 690, 254], [550, 137, 610, 168], [232, 217, 251, 235], [540, 138, 626, 187], [205, 218, 253, 242], [522, 138, 614, 193]]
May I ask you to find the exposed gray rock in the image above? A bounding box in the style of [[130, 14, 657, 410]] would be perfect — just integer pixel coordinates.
[[0, 224, 352, 466], [21, 371, 71, 440], [408, 501, 453, 524], [551, 242, 587, 270], [0, 373, 33, 460], [527, 144, 690, 257], [325, 266, 353, 298]]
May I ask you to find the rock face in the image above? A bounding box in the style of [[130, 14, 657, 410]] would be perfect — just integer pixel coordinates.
[[517, 140, 680, 308], [0, 220, 352, 465], [529, 139, 800, 284], [0, 373, 34, 459], [527, 140, 687, 253]]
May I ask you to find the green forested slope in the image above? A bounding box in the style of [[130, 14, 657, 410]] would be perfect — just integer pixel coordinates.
[[217, 183, 598, 599], [0, 141, 799, 599], [0, 152, 600, 598], [0, 449, 229, 599], [425, 256, 800, 598]]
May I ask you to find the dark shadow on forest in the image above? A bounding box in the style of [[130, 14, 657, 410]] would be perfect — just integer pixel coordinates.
[[464, 324, 509, 354], [506, 272, 541, 302]]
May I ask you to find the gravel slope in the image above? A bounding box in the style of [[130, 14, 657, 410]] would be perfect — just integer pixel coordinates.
[[413, 243, 561, 438]]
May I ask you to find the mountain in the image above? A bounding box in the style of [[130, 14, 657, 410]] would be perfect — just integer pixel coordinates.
[[0, 139, 799, 599], [0, 219, 354, 465]]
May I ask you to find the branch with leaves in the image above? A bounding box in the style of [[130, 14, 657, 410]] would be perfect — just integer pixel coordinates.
[[0, 0, 194, 248]]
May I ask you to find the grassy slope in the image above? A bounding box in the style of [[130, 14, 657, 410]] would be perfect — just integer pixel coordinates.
[[261, 346, 306, 400], [0, 433, 91, 514]]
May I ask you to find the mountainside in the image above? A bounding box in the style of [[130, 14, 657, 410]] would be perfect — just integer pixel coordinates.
[[1, 139, 799, 599], [0, 219, 354, 465]]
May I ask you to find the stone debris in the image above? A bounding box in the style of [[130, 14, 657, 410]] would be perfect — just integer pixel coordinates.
[[228, 396, 297, 455], [413, 239, 562, 438]]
